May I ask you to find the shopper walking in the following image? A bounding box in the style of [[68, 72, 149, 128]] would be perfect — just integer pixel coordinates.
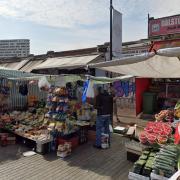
[[94, 87, 113, 149]]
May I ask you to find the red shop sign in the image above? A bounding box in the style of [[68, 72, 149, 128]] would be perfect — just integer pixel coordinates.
[[148, 14, 180, 37]]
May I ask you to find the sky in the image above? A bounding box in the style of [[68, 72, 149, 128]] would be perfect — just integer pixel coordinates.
[[0, 0, 179, 55]]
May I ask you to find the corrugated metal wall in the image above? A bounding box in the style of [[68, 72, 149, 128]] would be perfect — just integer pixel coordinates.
[[0, 79, 47, 111]]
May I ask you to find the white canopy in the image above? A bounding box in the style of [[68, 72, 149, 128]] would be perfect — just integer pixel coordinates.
[[89, 47, 180, 78], [86, 75, 133, 84], [34, 54, 100, 70]]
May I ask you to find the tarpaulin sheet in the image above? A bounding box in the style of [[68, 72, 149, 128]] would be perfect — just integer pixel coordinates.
[[90, 47, 180, 78]]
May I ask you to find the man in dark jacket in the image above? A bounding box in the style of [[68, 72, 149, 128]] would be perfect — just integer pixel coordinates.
[[94, 87, 113, 149]]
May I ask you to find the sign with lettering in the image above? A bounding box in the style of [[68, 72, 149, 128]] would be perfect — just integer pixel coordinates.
[[153, 39, 180, 50], [149, 15, 180, 37]]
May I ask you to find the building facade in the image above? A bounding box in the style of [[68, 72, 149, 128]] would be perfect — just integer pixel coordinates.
[[121, 40, 151, 57], [0, 39, 30, 58]]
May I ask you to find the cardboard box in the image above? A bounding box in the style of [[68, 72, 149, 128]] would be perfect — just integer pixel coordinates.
[[88, 130, 96, 141], [57, 136, 79, 150]]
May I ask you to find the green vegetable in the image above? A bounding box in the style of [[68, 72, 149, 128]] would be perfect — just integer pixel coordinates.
[[164, 146, 177, 153], [142, 150, 150, 155], [168, 138, 175, 143], [156, 155, 175, 161], [139, 154, 148, 160], [178, 154, 180, 170], [154, 159, 175, 166], [160, 149, 177, 157], [149, 152, 156, 157], [153, 163, 174, 172], [175, 101, 180, 110], [157, 152, 176, 159], [135, 160, 146, 166]]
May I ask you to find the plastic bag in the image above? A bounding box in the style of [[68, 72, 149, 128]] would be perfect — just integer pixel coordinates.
[[174, 122, 180, 144], [109, 124, 113, 133], [55, 76, 66, 87], [86, 80, 94, 98], [157, 47, 180, 57], [82, 79, 89, 103], [38, 76, 50, 91]]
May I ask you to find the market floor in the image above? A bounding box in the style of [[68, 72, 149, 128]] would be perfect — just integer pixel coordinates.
[[0, 134, 133, 180]]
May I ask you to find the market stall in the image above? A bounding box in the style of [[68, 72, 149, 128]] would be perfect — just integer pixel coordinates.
[[0, 68, 100, 156], [89, 47, 180, 179], [0, 67, 47, 150], [89, 47, 180, 117]]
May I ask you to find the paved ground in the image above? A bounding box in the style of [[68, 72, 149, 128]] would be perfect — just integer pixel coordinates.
[[0, 134, 133, 180]]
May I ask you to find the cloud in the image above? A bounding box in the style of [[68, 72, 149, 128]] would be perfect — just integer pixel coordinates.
[[0, 0, 180, 29], [147, 0, 180, 18], [0, 0, 179, 54], [0, 0, 178, 29], [0, 0, 109, 28]]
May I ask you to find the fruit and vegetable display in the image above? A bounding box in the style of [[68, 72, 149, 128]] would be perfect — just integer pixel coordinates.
[[131, 145, 179, 179], [0, 108, 50, 141], [152, 145, 178, 178], [0, 82, 97, 142], [45, 86, 69, 121], [155, 109, 174, 122], [139, 122, 173, 145], [174, 101, 180, 119], [132, 150, 156, 177], [44, 85, 96, 135]]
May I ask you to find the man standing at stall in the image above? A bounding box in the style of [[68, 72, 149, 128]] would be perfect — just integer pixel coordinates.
[[94, 87, 113, 149]]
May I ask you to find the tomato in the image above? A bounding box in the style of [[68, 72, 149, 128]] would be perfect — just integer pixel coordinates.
[[144, 127, 153, 133], [157, 135, 168, 144]]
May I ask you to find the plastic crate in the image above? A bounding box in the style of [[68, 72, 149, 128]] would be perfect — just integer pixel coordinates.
[[128, 172, 150, 180], [150, 173, 169, 180], [78, 128, 88, 144]]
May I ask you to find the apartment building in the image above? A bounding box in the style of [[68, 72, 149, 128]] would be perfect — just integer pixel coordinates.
[[0, 39, 30, 58]]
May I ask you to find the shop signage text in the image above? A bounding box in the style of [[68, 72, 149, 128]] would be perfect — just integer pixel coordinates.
[[149, 15, 180, 37]]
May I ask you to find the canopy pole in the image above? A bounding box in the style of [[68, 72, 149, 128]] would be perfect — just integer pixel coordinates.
[[148, 13, 150, 38], [110, 0, 113, 61]]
